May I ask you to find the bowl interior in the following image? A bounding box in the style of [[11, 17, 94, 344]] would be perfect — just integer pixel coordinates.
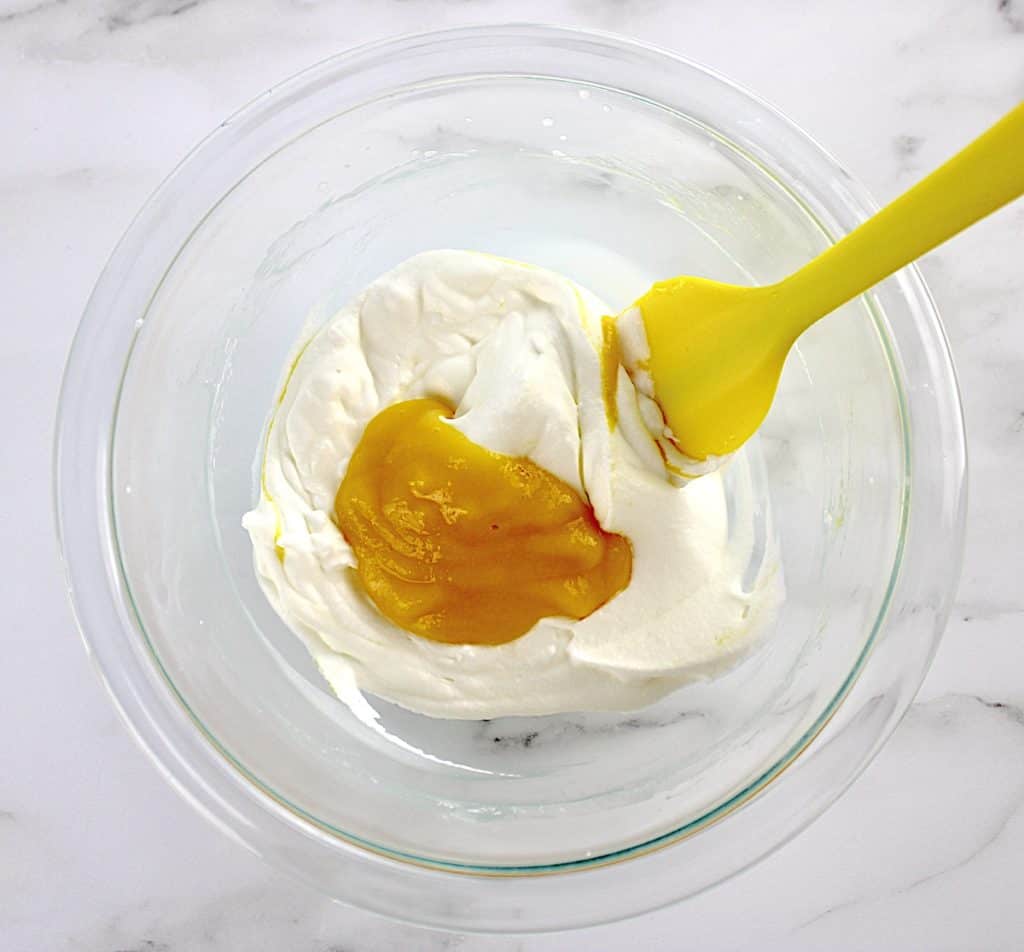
[[110, 73, 905, 869]]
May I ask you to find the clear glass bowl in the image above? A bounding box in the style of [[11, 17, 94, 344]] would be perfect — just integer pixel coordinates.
[[55, 25, 966, 932]]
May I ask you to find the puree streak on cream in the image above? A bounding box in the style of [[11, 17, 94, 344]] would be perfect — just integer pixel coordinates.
[[243, 250, 780, 719]]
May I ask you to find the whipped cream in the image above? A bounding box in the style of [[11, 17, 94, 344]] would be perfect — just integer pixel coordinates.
[[244, 251, 779, 719]]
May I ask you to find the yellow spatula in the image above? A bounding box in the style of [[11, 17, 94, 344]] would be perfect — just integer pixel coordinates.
[[627, 102, 1024, 461]]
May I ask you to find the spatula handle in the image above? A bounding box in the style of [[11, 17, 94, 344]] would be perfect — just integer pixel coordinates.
[[775, 101, 1024, 338]]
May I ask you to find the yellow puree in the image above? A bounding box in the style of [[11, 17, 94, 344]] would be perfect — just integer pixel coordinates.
[[335, 398, 632, 646]]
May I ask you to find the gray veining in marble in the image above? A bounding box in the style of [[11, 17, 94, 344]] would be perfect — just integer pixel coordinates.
[[2, 0, 1022, 949]]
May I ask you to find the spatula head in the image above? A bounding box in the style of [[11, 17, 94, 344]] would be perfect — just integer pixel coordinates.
[[629, 276, 792, 460]]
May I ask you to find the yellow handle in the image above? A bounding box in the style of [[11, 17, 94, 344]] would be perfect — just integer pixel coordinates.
[[773, 100, 1024, 339]]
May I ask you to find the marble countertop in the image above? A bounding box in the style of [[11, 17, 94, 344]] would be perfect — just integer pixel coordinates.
[[3, 0, 1022, 949]]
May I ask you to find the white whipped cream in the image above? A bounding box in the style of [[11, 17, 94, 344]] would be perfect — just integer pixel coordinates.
[[244, 250, 779, 719]]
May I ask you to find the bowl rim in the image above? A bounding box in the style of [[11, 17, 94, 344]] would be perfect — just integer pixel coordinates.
[[53, 22, 967, 933]]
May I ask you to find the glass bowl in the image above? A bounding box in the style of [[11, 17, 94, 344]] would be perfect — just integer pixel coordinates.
[[55, 25, 966, 933]]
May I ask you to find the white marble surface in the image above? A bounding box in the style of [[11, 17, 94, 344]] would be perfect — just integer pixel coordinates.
[[3, 0, 1022, 948]]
